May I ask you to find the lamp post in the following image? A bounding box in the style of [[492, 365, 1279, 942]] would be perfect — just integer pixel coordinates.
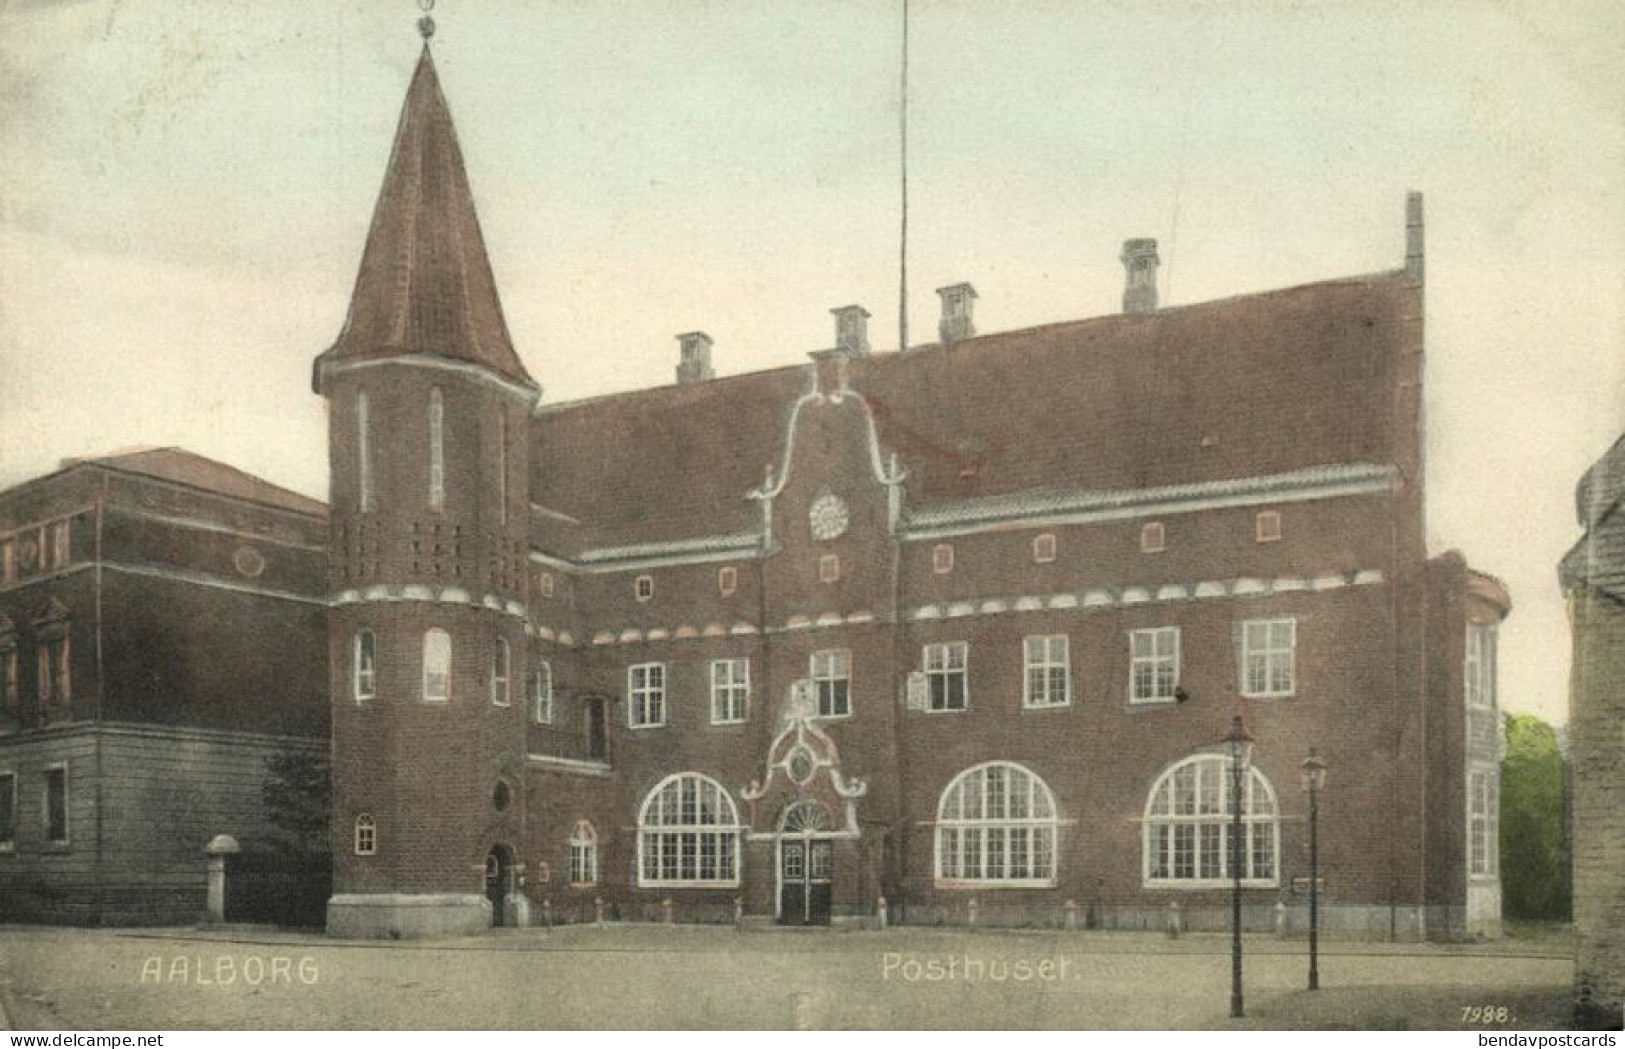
[[1225, 714, 1255, 1020], [1300, 749, 1328, 992]]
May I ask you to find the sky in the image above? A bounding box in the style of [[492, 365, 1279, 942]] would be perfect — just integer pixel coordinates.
[[1, 0, 1621, 726]]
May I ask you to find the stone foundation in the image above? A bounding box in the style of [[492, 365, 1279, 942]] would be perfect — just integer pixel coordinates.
[[327, 894, 491, 939]]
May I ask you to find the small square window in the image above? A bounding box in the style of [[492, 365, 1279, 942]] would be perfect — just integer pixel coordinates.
[[718, 566, 738, 596], [1140, 522, 1165, 554], [537, 571, 555, 599], [1256, 511, 1282, 543], [819, 554, 840, 584], [634, 575, 654, 601], [932, 544, 954, 574], [1032, 533, 1057, 563]]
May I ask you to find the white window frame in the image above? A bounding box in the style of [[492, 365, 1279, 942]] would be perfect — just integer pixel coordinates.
[[717, 566, 737, 596], [1032, 533, 1057, 564], [1140, 521, 1165, 553], [935, 762, 1059, 887], [357, 392, 375, 513], [491, 638, 511, 706], [532, 661, 553, 724], [354, 814, 377, 856], [637, 773, 742, 888], [353, 630, 376, 703], [1022, 635, 1071, 708], [709, 658, 749, 725], [628, 662, 666, 728], [1239, 617, 1296, 698], [1129, 627, 1182, 704], [818, 554, 840, 584], [810, 649, 851, 718], [0, 770, 15, 852], [537, 571, 555, 599], [1466, 623, 1497, 709], [922, 641, 969, 712], [428, 387, 445, 511], [42, 762, 68, 846], [932, 544, 955, 574], [634, 575, 654, 602], [570, 820, 598, 886], [1468, 766, 1499, 878], [1255, 510, 1282, 543], [1142, 755, 1279, 889], [422, 628, 452, 703]]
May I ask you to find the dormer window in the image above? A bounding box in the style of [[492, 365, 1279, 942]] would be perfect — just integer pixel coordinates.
[[1140, 522, 1165, 554], [635, 575, 654, 602], [932, 544, 954, 574], [1032, 533, 1057, 564]]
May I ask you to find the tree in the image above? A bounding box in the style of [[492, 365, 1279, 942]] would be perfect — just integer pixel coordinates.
[[1499, 714, 1571, 921]]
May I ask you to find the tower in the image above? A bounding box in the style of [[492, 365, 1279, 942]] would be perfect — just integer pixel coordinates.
[[313, 25, 540, 937]]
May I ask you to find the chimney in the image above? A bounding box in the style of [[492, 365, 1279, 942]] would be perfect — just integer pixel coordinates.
[[675, 331, 714, 384], [1120, 238, 1160, 314], [831, 305, 871, 357], [936, 282, 978, 344], [1405, 191, 1424, 284]]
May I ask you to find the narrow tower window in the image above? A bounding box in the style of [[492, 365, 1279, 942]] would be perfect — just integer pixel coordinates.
[[428, 388, 445, 511], [357, 392, 375, 513], [354, 630, 376, 703], [354, 814, 377, 856], [422, 628, 452, 703], [491, 637, 511, 706]]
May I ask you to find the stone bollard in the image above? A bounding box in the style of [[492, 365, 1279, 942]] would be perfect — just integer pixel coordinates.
[[542, 898, 553, 928], [594, 895, 605, 926], [967, 898, 980, 927], [1063, 899, 1078, 931], [662, 897, 675, 924], [1275, 900, 1289, 938], [733, 896, 744, 929], [877, 895, 888, 930], [1165, 900, 1182, 939], [203, 834, 241, 924]]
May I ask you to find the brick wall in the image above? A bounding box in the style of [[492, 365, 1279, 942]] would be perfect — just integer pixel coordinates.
[[1569, 588, 1625, 1022]]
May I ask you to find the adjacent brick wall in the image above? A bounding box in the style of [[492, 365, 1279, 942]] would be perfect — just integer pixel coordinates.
[[1570, 588, 1625, 1022]]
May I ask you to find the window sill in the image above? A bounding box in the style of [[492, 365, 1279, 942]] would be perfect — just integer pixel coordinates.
[[811, 713, 853, 722], [1021, 702, 1072, 711], [1239, 692, 1295, 701], [1127, 697, 1178, 708], [627, 722, 667, 731], [934, 879, 1057, 890], [636, 881, 741, 890], [709, 719, 748, 728], [917, 707, 968, 715], [1143, 879, 1279, 891]]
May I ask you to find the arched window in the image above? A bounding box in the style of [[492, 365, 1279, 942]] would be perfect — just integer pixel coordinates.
[[936, 762, 1059, 885], [491, 638, 511, 706], [354, 814, 377, 856], [353, 630, 376, 703], [637, 773, 741, 887], [357, 391, 375, 513], [569, 820, 597, 886], [1143, 754, 1278, 887], [428, 388, 445, 510], [422, 629, 451, 703]]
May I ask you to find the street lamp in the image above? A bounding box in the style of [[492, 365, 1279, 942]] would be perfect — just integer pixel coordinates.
[[1300, 749, 1328, 992], [1225, 714, 1255, 1020]]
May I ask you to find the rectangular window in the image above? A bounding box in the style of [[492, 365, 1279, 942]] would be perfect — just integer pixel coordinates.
[[1130, 627, 1181, 703], [1, 648, 17, 718], [49, 521, 70, 569], [1023, 635, 1070, 708], [1, 539, 13, 583], [0, 773, 14, 850], [42, 765, 67, 845], [628, 663, 666, 728], [1140, 521, 1165, 553], [533, 661, 553, 724], [353, 631, 376, 703], [357, 392, 375, 513], [923, 642, 968, 711], [1255, 510, 1282, 542], [1240, 618, 1296, 698], [571, 838, 597, 885], [717, 566, 737, 596], [491, 639, 511, 706], [635, 575, 654, 601], [537, 571, 555, 599], [428, 388, 445, 511], [37, 637, 70, 707], [422, 629, 452, 703], [1466, 624, 1497, 709], [1468, 768, 1499, 877], [818, 554, 840, 584], [932, 544, 954, 574], [810, 650, 850, 718], [710, 658, 749, 724], [1032, 533, 1057, 563], [354, 816, 376, 856]]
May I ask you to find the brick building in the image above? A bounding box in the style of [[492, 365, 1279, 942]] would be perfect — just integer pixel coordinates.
[[0, 448, 329, 924], [318, 40, 1510, 940], [1560, 436, 1625, 1027]]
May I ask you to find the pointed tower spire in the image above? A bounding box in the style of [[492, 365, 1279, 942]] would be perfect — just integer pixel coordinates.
[[316, 25, 534, 393]]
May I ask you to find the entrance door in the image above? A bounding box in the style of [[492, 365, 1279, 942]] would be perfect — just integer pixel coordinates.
[[778, 838, 832, 926], [485, 847, 511, 927]]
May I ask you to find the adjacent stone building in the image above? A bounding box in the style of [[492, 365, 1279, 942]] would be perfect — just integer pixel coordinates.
[[0, 449, 329, 924], [319, 39, 1511, 940], [1561, 436, 1625, 1028]]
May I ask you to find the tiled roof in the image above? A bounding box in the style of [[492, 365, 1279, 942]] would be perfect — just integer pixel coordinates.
[[318, 47, 532, 390], [73, 448, 326, 518], [531, 271, 1416, 549]]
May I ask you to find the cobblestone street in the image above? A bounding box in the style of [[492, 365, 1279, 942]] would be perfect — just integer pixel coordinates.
[[0, 924, 1575, 1030]]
